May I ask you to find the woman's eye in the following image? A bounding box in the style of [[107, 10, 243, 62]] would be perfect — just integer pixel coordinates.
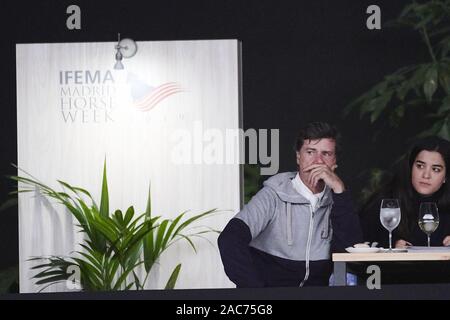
[[433, 168, 442, 173]]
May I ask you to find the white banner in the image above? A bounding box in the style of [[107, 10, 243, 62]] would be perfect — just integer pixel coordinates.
[[16, 39, 241, 292]]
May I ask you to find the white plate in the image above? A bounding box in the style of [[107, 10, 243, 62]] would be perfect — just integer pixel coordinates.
[[345, 247, 381, 253], [379, 248, 408, 253]]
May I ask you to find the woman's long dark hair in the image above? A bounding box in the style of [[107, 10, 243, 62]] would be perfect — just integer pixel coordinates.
[[362, 137, 450, 240]]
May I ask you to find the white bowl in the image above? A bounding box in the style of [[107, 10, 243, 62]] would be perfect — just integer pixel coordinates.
[[345, 247, 381, 253]]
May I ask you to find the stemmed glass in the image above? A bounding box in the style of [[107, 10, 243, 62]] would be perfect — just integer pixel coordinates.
[[418, 202, 439, 247], [380, 199, 401, 251]]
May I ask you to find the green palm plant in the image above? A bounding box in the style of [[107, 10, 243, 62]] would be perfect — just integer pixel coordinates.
[[0, 266, 19, 293], [140, 188, 218, 289], [345, 0, 450, 138], [11, 162, 219, 291]]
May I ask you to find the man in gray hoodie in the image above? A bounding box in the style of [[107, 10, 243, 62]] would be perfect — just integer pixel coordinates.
[[218, 122, 362, 287]]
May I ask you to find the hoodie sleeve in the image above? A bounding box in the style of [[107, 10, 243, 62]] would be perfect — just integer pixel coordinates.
[[330, 190, 363, 252], [217, 187, 277, 288]]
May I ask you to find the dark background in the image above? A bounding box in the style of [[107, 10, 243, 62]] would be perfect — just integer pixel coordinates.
[[0, 1, 430, 271]]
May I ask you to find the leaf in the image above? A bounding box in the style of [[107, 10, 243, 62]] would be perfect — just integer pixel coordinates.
[[177, 234, 198, 254], [124, 283, 135, 290], [35, 274, 69, 286], [125, 241, 143, 270], [414, 11, 434, 30], [99, 160, 109, 218], [417, 119, 445, 138], [184, 233, 216, 248], [143, 186, 155, 273], [161, 213, 187, 251], [399, 3, 417, 19], [73, 259, 103, 290], [436, 96, 450, 116], [396, 82, 410, 101], [370, 92, 394, 123], [0, 198, 17, 212], [343, 94, 367, 117], [33, 269, 68, 280], [424, 65, 438, 104], [77, 199, 96, 238], [143, 232, 155, 273], [57, 200, 89, 230], [89, 218, 118, 245], [154, 219, 169, 253], [57, 180, 94, 201], [9, 174, 52, 192], [173, 209, 218, 236], [105, 258, 120, 289], [113, 209, 124, 227], [123, 206, 135, 227], [438, 118, 450, 140], [112, 261, 145, 290], [439, 64, 450, 95], [76, 251, 103, 276], [164, 264, 182, 289], [430, 26, 450, 37], [119, 221, 155, 268], [0, 266, 18, 293], [145, 182, 152, 219], [438, 36, 450, 58], [131, 271, 143, 290]]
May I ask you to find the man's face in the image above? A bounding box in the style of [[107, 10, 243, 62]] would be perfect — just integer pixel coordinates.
[[296, 138, 337, 185]]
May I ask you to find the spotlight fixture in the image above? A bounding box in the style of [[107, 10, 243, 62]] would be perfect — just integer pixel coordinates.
[[114, 33, 138, 70]]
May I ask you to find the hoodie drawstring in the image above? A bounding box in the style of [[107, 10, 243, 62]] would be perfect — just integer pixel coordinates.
[[287, 202, 293, 246], [321, 206, 331, 239]]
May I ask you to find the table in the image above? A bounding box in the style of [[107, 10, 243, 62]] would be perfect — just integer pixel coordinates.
[[332, 251, 450, 286]]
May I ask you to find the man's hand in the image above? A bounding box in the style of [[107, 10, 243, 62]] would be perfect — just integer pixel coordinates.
[[303, 163, 345, 194]]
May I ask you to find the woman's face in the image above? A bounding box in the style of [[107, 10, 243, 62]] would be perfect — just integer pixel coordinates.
[[411, 150, 446, 196]]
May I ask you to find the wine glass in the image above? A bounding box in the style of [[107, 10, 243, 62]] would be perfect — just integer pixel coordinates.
[[380, 199, 401, 251], [418, 202, 439, 247]]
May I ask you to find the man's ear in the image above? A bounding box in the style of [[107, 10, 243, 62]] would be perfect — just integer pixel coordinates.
[[296, 151, 300, 165]]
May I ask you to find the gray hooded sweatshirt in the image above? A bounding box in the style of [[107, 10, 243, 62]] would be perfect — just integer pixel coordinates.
[[218, 172, 362, 287]]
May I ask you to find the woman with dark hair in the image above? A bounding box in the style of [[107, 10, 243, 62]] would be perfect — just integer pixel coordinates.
[[360, 136, 450, 248]]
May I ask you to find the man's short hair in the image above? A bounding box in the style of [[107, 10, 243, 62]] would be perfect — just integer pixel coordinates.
[[295, 122, 341, 153]]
